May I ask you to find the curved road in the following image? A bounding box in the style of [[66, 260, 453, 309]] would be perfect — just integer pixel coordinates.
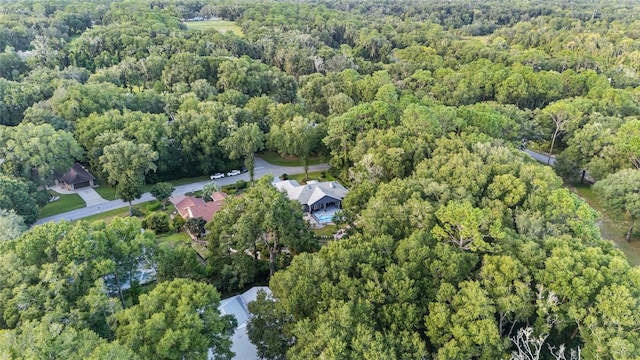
[[36, 156, 329, 224], [523, 149, 556, 167]]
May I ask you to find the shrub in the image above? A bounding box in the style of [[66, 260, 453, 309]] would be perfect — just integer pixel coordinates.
[[131, 208, 144, 217], [146, 202, 162, 212], [235, 179, 248, 190], [281, 173, 288, 180], [172, 216, 185, 231], [145, 211, 170, 234]]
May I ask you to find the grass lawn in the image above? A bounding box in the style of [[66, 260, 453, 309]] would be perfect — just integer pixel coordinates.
[[185, 190, 204, 198], [39, 192, 86, 219], [287, 171, 336, 184], [93, 184, 117, 201], [313, 224, 337, 237], [78, 201, 174, 224], [184, 20, 243, 36], [568, 184, 640, 266], [95, 175, 211, 201], [78, 206, 137, 223], [157, 231, 192, 246], [168, 175, 211, 186], [459, 35, 491, 44], [259, 150, 330, 167]]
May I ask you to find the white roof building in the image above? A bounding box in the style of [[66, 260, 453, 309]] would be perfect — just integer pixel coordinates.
[[211, 286, 272, 360]]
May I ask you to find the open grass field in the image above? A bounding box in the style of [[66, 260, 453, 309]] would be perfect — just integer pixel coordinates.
[[259, 150, 330, 167], [568, 184, 640, 266], [459, 35, 491, 44], [38, 192, 86, 219], [184, 20, 243, 36]]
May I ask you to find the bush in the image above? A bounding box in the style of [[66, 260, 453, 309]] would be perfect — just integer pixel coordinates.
[[281, 173, 288, 180], [320, 171, 326, 179], [131, 208, 144, 217], [235, 179, 248, 190], [144, 211, 170, 234], [172, 216, 185, 231], [146, 202, 162, 212]]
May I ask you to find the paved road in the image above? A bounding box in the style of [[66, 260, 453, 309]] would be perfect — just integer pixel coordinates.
[[36, 156, 330, 224], [523, 149, 556, 167]]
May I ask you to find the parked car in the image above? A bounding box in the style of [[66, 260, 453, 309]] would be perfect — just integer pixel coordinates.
[[240, 166, 248, 173], [227, 169, 241, 176], [210, 173, 225, 179]]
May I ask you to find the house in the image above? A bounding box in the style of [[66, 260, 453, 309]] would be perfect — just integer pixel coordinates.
[[55, 163, 96, 190], [273, 180, 348, 224], [210, 286, 271, 360], [175, 191, 227, 222]]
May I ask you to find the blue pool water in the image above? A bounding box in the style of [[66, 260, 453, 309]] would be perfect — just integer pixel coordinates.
[[316, 214, 334, 223]]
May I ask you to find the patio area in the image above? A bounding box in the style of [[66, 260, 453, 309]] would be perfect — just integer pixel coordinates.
[[311, 205, 340, 226]]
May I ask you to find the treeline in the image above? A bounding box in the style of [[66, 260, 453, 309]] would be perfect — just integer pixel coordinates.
[[0, 0, 639, 358]]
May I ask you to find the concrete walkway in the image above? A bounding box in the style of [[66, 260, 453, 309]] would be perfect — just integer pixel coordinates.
[[36, 156, 330, 225]]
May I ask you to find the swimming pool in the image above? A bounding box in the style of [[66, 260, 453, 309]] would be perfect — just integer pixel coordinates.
[[315, 214, 334, 223]]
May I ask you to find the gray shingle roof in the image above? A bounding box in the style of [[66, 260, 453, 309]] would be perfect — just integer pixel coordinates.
[[273, 180, 348, 206], [59, 163, 95, 185]]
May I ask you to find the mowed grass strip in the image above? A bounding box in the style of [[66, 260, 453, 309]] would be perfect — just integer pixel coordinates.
[[95, 175, 211, 201], [260, 150, 330, 166], [286, 171, 336, 184], [184, 20, 243, 36], [39, 193, 86, 218]]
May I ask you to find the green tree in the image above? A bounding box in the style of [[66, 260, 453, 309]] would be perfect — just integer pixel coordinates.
[[220, 123, 265, 183], [613, 119, 640, 170], [0, 175, 39, 225], [0, 208, 26, 242], [155, 241, 207, 282], [150, 182, 175, 210], [268, 116, 324, 180], [144, 211, 170, 234], [208, 176, 314, 277], [203, 182, 220, 200], [594, 169, 640, 241], [247, 290, 294, 360], [114, 278, 237, 360], [185, 217, 207, 239], [100, 140, 158, 215], [0, 123, 84, 186], [0, 319, 107, 360], [536, 100, 582, 165]]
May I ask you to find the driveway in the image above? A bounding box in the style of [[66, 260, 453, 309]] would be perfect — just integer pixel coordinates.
[[75, 187, 110, 206], [36, 156, 330, 225]]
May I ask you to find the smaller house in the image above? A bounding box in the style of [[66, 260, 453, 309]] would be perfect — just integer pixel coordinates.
[[175, 191, 227, 223], [56, 163, 96, 190], [212, 286, 271, 360]]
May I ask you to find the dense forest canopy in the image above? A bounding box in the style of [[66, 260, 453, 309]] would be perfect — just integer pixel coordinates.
[[1, 0, 640, 359]]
